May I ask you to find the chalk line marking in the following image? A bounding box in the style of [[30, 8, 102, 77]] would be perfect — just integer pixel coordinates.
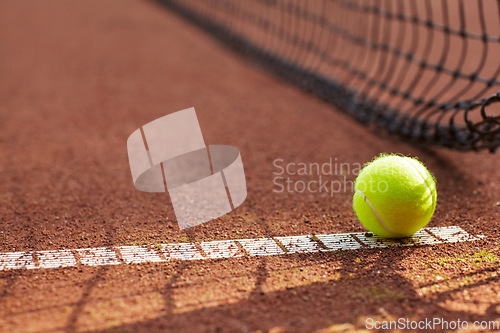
[[118, 246, 164, 264], [0, 226, 485, 271], [315, 233, 362, 251], [200, 240, 243, 259], [161, 243, 204, 261], [275, 235, 322, 254], [38, 249, 77, 269], [237, 238, 285, 256], [76, 247, 121, 267], [0, 252, 37, 270]]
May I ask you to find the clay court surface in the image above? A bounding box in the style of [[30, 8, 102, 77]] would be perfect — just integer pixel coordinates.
[[0, 0, 499, 332]]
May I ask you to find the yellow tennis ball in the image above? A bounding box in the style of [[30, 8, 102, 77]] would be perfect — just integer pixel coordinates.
[[353, 154, 437, 238]]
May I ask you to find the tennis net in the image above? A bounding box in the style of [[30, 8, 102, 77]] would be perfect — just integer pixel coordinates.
[[158, 0, 500, 152]]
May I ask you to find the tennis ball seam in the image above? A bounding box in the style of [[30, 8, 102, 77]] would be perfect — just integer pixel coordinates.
[[403, 158, 434, 207], [355, 189, 401, 237]]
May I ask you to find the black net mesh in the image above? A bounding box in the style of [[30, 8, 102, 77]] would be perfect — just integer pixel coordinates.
[[157, 0, 500, 152]]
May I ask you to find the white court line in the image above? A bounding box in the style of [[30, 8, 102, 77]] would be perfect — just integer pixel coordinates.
[[200, 240, 243, 259], [275, 235, 322, 253], [0, 252, 37, 270], [38, 249, 77, 269], [77, 247, 121, 267], [161, 243, 204, 260], [0, 226, 485, 271], [315, 233, 362, 251], [118, 246, 164, 264], [426, 226, 485, 243], [237, 238, 285, 256], [356, 229, 444, 248]]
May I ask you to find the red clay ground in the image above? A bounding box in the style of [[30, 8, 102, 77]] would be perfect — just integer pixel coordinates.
[[0, 0, 499, 332]]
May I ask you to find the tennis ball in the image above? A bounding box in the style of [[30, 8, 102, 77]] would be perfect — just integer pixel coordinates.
[[353, 154, 437, 238]]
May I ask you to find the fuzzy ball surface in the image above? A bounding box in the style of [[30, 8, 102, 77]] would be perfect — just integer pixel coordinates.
[[353, 154, 437, 238]]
